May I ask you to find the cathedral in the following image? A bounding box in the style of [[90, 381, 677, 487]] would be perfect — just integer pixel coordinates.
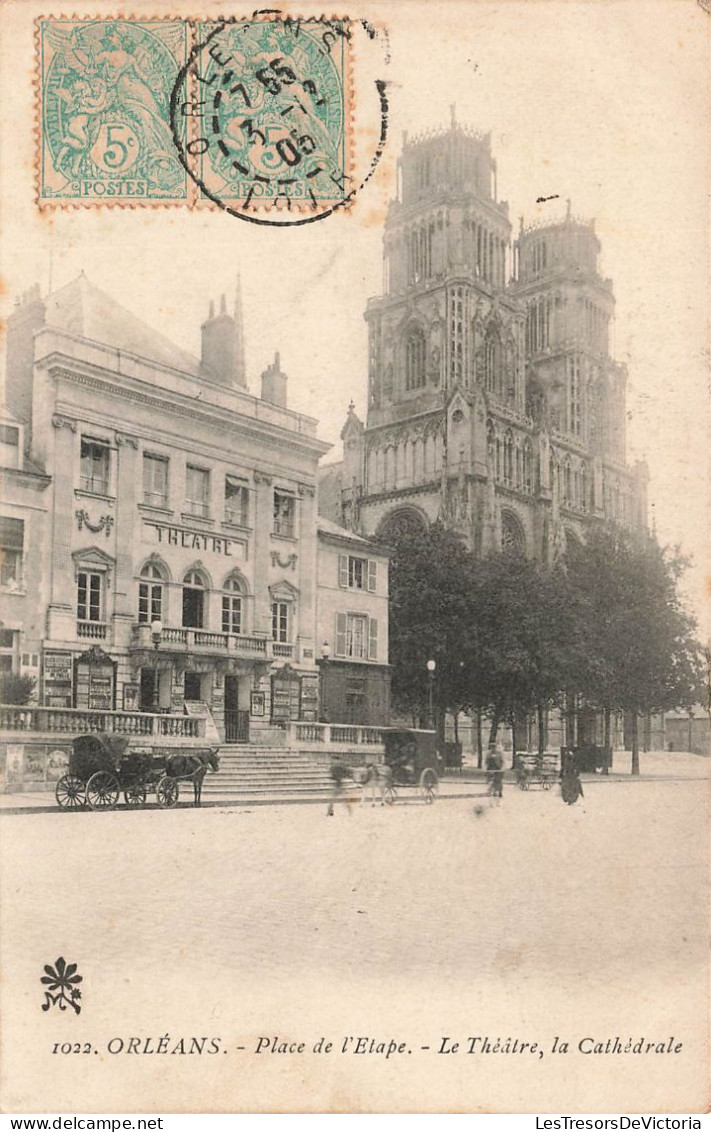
[[319, 114, 648, 559]]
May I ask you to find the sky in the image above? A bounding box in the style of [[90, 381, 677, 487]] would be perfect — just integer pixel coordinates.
[[1, 0, 709, 632]]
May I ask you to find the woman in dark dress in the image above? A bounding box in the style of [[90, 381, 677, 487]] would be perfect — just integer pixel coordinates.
[[561, 749, 584, 805]]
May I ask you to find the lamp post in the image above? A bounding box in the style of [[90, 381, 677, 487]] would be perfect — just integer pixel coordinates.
[[151, 619, 163, 711], [320, 640, 331, 722], [426, 658, 436, 730]]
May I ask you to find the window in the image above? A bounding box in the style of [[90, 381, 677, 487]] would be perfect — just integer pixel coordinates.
[[405, 330, 426, 391], [0, 517, 24, 587], [77, 571, 102, 622], [225, 476, 249, 527], [80, 437, 110, 495], [272, 601, 290, 642], [0, 424, 19, 469], [222, 574, 244, 634], [273, 491, 295, 538], [185, 465, 210, 518], [484, 333, 502, 397], [143, 454, 169, 508], [338, 555, 378, 592], [0, 629, 16, 674], [335, 613, 378, 660], [138, 562, 165, 624], [568, 356, 582, 437], [182, 569, 205, 628]]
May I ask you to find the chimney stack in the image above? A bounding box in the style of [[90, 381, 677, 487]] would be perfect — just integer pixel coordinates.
[[200, 285, 246, 388], [261, 351, 288, 408]]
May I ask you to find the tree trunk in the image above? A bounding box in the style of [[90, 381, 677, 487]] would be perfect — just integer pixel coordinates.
[[453, 711, 459, 745], [537, 701, 546, 757], [509, 712, 517, 769], [489, 707, 500, 748], [631, 711, 640, 775], [476, 708, 483, 770], [603, 706, 611, 749]]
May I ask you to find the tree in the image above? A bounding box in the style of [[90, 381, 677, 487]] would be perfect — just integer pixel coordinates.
[[566, 525, 703, 773], [0, 673, 36, 704], [385, 521, 477, 730]]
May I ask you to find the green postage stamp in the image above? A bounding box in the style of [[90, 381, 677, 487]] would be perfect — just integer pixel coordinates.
[[36, 15, 354, 217], [38, 18, 190, 204]]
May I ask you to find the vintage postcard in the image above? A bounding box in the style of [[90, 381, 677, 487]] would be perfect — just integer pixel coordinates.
[[0, 0, 709, 1116]]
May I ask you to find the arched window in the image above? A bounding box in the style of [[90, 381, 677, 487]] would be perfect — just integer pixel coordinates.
[[487, 420, 495, 469], [405, 329, 427, 390], [222, 573, 245, 635], [563, 459, 572, 507], [523, 440, 533, 493], [484, 331, 502, 396], [376, 507, 428, 544], [182, 569, 206, 629], [580, 463, 588, 512], [138, 560, 167, 624], [503, 431, 514, 485], [501, 511, 526, 556]]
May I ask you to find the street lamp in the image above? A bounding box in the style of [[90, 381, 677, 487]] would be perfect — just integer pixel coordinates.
[[426, 658, 436, 730], [150, 619, 163, 711], [319, 641, 331, 722]]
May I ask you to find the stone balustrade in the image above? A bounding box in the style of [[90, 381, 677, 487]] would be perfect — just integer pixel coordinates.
[[286, 721, 384, 749], [0, 704, 204, 738]]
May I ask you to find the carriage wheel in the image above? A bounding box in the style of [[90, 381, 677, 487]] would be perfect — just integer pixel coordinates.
[[156, 776, 179, 808], [86, 771, 120, 811], [419, 768, 438, 804], [55, 775, 86, 810], [124, 783, 147, 808]]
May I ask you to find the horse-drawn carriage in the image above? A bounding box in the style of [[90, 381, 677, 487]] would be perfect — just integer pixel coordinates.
[[375, 728, 441, 804], [514, 752, 558, 790], [54, 734, 219, 811]]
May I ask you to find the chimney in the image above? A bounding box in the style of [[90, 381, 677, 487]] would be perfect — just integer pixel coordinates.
[[200, 287, 246, 388], [261, 351, 287, 408], [5, 284, 46, 454]]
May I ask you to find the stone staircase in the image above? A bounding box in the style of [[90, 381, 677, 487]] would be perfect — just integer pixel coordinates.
[[201, 745, 334, 803]]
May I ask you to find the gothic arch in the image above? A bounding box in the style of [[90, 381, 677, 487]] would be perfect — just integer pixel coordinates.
[[500, 510, 527, 556], [376, 506, 429, 544]]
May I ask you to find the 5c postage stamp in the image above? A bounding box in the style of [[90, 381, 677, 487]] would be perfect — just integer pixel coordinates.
[[36, 14, 363, 219], [37, 18, 190, 204]]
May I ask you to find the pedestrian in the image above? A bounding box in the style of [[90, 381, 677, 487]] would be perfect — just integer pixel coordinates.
[[326, 756, 350, 816], [561, 748, 584, 805], [486, 742, 504, 801]]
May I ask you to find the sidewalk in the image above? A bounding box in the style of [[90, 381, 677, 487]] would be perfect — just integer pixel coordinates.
[[2, 751, 706, 814]]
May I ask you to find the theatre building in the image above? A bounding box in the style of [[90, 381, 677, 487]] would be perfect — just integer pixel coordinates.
[[3, 276, 333, 742]]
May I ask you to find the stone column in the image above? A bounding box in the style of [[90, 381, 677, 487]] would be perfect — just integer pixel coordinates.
[[113, 431, 139, 644], [252, 472, 273, 635], [47, 414, 78, 639]]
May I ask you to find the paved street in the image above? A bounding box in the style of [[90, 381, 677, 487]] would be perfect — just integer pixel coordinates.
[[1, 762, 708, 1113]]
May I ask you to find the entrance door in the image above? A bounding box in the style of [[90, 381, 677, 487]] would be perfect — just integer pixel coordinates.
[[140, 668, 156, 711], [184, 671, 202, 701], [224, 675, 249, 743]]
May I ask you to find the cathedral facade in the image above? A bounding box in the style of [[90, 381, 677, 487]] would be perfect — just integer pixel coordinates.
[[321, 117, 648, 558]]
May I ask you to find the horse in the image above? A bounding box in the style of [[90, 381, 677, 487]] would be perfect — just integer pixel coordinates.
[[349, 763, 393, 806], [165, 748, 220, 807]]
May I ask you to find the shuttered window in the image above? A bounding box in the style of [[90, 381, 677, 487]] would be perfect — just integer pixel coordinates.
[[334, 613, 379, 661], [338, 554, 378, 592]]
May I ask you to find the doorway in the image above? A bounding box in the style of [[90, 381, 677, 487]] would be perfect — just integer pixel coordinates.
[[140, 667, 157, 711], [184, 671, 202, 701], [224, 675, 249, 743]]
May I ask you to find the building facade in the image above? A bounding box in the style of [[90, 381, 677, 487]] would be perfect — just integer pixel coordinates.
[[2, 275, 343, 744], [316, 518, 390, 725], [320, 117, 648, 559]]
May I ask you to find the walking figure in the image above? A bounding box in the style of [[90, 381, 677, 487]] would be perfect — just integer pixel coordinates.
[[486, 742, 504, 802], [561, 749, 584, 805], [327, 756, 350, 816]]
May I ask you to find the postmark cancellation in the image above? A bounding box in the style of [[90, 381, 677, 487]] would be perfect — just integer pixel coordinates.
[[36, 14, 358, 218]]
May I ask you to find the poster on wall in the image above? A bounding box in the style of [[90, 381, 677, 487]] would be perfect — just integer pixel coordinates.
[[299, 675, 319, 722], [42, 651, 73, 708], [122, 684, 139, 712]]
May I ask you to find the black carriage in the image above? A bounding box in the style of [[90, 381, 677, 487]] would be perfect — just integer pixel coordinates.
[[55, 733, 179, 811], [380, 728, 442, 804]]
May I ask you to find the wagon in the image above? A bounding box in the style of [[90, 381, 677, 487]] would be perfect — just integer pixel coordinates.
[[379, 728, 442, 804], [54, 733, 179, 811], [514, 753, 559, 790]]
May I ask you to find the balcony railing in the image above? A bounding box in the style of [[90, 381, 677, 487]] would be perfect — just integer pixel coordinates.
[[132, 624, 269, 656], [0, 704, 204, 738], [77, 620, 107, 639]]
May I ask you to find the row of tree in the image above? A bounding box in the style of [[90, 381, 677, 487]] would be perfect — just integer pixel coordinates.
[[385, 521, 704, 773]]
